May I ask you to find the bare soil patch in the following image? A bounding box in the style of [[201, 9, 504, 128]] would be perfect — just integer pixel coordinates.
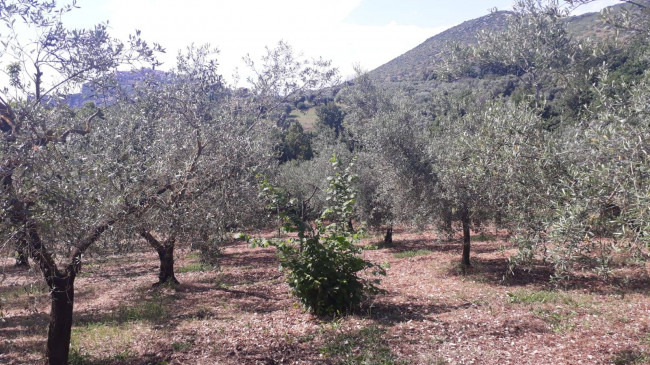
[[1, 230, 649, 364]]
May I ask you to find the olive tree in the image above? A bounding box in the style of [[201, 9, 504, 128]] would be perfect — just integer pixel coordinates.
[[567, 0, 650, 34], [337, 72, 435, 243], [434, 0, 645, 271], [421, 88, 556, 267], [518, 69, 650, 279], [129, 40, 338, 285], [0, 1, 165, 363], [278, 121, 314, 162], [465, 0, 650, 277], [315, 102, 346, 138], [102, 46, 276, 286], [243, 40, 340, 126]]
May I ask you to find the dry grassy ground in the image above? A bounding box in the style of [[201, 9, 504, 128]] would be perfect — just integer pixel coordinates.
[[1, 230, 649, 365]]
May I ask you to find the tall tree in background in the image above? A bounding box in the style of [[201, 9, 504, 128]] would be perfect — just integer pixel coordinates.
[[339, 72, 435, 244], [243, 40, 340, 125], [452, 0, 650, 276], [123, 43, 334, 285], [316, 102, 346, 138], [279, 122, 314, 162], [567, 0, 650, 34]]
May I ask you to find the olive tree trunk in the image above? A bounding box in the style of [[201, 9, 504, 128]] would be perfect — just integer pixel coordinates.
[[45, 273, 75, 365], [383, 226, 393, 246], [140, 231, 179, 285], [156, 244, 179, 285], [347, 218, 354, 232], [461, 209, 471, 267], [22, 219, 114, 365]]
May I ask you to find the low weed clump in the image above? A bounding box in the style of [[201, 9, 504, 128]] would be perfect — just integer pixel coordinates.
[[320, 325, 404, 364], [506, 290, 579, 306], [394, 249, 432, 258], [610, 350, 650, 365], [177, 263, 211, 273], [69, 323, 137, 365], [114, 300, 168, 322], [471, 233, 496, 242], [531, 308, 577, 333], [171, 341, 194, 352]]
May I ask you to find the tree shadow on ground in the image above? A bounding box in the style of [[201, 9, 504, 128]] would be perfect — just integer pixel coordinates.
[[0, 262, 39, 276], [218, 247, 278, 268], [225, 339, 322, 365], [0, 312, 49, 339], [212, 286, 271, 301], [565, 272, 650, 296], [454, 315, 551, 339], [0, 338, 46, 364], [446, 257, 554, 287], [74, 290, 173, 326], [360, 298, 474, 325], [204, 269, 283, 288], [608, 349, 650, 365], [116, 268, 159, 280], [383, 238, 500, 256], [77, 262, 156, 283], [447, 256, 650, 296], [215, 286, 292, 314], [178, 281, 276, 302]]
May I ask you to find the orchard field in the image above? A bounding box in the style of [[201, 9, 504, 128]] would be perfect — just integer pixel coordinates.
[[2, 1, 650, 364], [2, 229, 648, 364]]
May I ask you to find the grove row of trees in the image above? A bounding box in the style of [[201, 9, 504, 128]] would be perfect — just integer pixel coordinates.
[[277, 0, 649, 277], [0, 0, 648, 364]]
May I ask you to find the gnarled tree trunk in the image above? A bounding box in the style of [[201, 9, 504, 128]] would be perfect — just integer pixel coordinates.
[[140, 231, 179, 286], [22, 214, 117, 365], [156, 244, 179, 285], [383, 226, 393, 246]]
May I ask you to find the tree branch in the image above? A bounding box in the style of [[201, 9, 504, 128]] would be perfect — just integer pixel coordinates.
[[175, 128, 204, 202], [0, 96, 18, 135], [68, 203, 140, 270], [57, 110, 100, 143], [139, 230, 165, 251], [32, 66, 96, 107]]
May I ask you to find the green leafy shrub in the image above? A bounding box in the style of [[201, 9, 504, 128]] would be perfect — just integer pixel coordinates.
[[255, 155, 385, 316]]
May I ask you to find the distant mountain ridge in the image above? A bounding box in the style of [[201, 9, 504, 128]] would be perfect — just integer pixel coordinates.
[[67, 4, 627, 107], [370, 11, 513, 83], [368, 5, 623, 83]]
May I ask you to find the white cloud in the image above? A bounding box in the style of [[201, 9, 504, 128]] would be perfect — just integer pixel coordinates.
[[97, 0, 449, 81], [58, 0, 625, 86]]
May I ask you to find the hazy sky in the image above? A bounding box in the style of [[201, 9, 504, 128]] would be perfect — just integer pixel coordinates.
[[63, 0, 620, 81]]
